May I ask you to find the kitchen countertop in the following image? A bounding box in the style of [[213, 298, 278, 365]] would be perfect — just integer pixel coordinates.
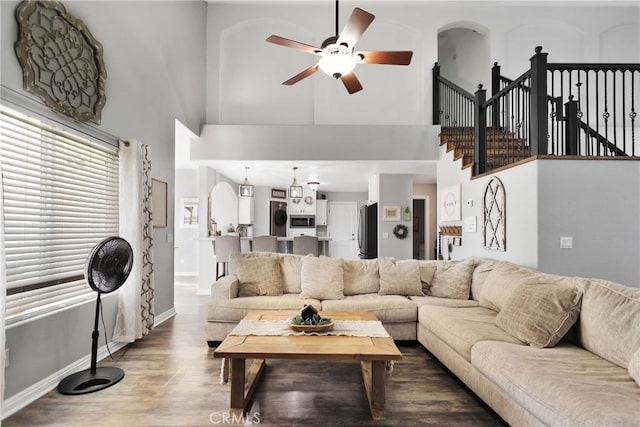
[[197, 236, 331, 241]]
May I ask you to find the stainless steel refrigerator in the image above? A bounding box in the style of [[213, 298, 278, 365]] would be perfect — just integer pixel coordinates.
[[358, 203, 377, 259]]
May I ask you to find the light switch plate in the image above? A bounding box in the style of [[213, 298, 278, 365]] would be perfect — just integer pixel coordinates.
[[560, 236, 573, 249], [464, 216, 477, 233], [382, 232, 389, 239], [167, 233, 174, 243]]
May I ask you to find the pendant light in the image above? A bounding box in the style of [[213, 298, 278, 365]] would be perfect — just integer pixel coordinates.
[[239, 166, 254, 197], [289, 166, 303, 199]]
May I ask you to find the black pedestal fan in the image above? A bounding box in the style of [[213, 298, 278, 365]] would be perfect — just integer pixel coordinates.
[[58, 236, 134, 395]]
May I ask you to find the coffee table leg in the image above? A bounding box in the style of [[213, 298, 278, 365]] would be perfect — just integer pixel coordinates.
[[361, 360, 386, 420], [229, 358, 266, 416]]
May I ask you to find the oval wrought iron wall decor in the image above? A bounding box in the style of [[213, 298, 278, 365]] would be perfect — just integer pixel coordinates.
[[483, 177, 506, 251], [15, 0, 107, 123]]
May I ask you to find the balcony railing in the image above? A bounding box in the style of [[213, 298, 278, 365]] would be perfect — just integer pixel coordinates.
[[433, 47, 640, 174]]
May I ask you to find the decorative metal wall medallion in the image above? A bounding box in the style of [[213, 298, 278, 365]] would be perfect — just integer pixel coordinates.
[[15, 1, 107, 123], [483, 177, 506, 251]]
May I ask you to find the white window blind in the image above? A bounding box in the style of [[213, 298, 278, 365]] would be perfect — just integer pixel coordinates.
[[0, 105, 119, 324]]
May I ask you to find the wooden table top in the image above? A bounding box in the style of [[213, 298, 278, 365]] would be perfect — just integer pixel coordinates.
[[214, 310, 403, 361]]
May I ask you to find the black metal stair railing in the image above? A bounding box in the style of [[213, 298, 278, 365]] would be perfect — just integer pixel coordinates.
[[433, 46, 640, 176]]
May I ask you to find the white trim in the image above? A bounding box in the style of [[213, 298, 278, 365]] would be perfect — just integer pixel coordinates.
[[0, 85, 118, 147], [153, 307, 177, 327], [1, 341, 127, 420], [1, 306, 176, 420], [174, 272, 199, 277]]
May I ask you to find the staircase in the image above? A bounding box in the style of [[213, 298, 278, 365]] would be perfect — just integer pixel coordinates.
[[434, 47, 640, 176], [440, 127, 529, 173]]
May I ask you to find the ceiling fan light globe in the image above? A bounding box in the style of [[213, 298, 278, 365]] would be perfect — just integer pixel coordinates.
[[318, 53, 356, 78]]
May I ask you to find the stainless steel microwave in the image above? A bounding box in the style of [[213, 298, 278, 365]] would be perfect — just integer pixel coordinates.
[[290, 215, 315, 228]]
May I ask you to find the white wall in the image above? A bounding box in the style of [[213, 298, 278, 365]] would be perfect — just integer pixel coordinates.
[[206, 3, 638, 126], [1, 0, 206, 403], [436, 145, 539, 268], [175, 168, 199, 275], [537, 160, 640, 287], [378, 174, 414, 259], [438, 27, 491, 93]]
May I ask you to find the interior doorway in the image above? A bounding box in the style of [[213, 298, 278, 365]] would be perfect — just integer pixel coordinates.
[[412, 196, 431, 260], [327, 201, 358, 259]]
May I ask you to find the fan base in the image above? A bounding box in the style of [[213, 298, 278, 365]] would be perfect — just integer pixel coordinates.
[[57, 367, 124, 395]]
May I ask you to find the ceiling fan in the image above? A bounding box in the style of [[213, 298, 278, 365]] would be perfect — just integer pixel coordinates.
[[266, 1, 413, 94]]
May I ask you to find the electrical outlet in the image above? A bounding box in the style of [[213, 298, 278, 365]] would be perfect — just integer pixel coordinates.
[[382, 232, 389, 239], [560, 236, 573, 249]]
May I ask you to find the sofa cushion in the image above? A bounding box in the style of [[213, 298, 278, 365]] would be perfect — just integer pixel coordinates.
[[235, 256, 283, 297], [579, 278, 640, 369], [471, 341, 640, 426], [300, 256, 344, 300], [495, 283, 583, 348], [378, 258, 423, 296], [410, 295, 479, 308], [469, 258, 499, 301], [418, 305, 523, 361], [427, 259, 474, 299], [629, 347, 640, 386], [228, 251, 274, 275], [321, 293, 417, 323], [479, 261, 588, 312], [343, 258, 380, 295], [418, 260, 438, 294], [207, 294, 322, 322]]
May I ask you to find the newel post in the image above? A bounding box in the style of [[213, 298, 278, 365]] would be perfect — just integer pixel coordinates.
[[474, 84, 487, 175], [530, 46, 548, 155], [432, 62, 441, 125], [564, 96, 579, 155], [491, 62, 501, 128]]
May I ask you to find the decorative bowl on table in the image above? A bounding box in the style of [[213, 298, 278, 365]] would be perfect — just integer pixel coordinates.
[[287, 313, 334, 333]]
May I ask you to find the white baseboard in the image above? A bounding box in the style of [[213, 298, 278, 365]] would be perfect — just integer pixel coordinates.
[[174, 272, 198, 277], [1, 341, 127, 420], [154, 307, 176, 326], [2, 307, 177, 420], [196, 288, 211, 296]]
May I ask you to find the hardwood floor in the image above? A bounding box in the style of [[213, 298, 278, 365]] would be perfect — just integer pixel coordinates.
[[4, 285, 506, 426]]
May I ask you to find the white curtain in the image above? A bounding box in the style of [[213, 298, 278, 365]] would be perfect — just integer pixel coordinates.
[[113, 139, 155, 342], [1, 161, 6, 418]]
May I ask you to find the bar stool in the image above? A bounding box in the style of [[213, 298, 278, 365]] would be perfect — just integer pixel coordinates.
[[252, 235, 278, 252], [293, 235, 318, 256], [213, 235, 241, 280]]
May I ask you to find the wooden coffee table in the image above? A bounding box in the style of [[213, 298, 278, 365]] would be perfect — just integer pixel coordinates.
[[213, 310, 402, 420]]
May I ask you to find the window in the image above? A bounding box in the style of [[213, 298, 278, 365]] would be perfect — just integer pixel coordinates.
[[0, 105, 119, 324]]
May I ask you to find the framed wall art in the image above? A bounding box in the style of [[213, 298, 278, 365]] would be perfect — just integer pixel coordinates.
[[271, 188, 287, 199], [383, 206, 401, 221], [180, 198, 199, 228], [152, 178, 168, 228], [440, 184, 461, 222]]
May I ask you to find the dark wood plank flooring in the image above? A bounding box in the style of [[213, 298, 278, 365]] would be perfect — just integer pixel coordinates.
[[4, 285, 506, 426]]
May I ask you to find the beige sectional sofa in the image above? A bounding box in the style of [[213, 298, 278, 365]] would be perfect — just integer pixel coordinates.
[[206, 252, 640, 426]]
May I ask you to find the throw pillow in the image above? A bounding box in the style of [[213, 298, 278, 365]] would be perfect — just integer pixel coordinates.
[[378, 258, 423, 296], [235, 256, 283, 297], [479, 261, 541, 311], [418, 260, 438, 295], [629, 347, 640, 386], [495, 283, 583, 348], [279, 254, 303, 294], [300, 256, 344, 300], [343, 258, 380, 295], [429, 259, 474, 299]]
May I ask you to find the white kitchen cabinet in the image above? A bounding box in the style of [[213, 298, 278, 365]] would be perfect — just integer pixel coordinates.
[[238, 197, 254, 224], [288, 187, 316, 215], [316, 199, 328, 225]]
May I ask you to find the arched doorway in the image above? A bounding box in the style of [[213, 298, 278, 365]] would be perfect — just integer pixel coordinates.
[[437, 23, 491, 94]]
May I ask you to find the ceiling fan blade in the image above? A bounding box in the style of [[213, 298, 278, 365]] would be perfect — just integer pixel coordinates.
[[336, 8, 375, 49], [266, 35, 322, 55], [357, 50, 413, 65], [340, 72, 363, 94], [282, 65, 320, 86]]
